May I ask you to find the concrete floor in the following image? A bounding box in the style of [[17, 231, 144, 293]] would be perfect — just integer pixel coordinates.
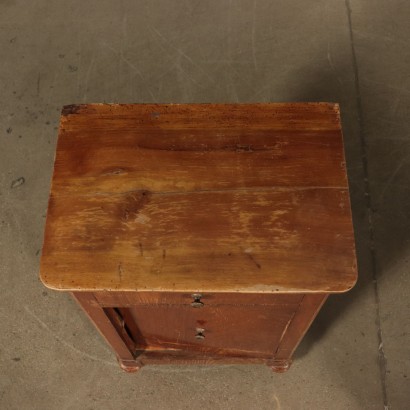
[[1, 1, 409, 409]]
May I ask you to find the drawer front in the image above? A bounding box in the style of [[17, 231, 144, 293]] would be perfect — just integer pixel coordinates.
[[95, 291, 303, 307], [116, 304, 298, 357]]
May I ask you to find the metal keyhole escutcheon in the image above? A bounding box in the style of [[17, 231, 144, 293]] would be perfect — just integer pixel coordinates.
[[191, 293, 204, 308], [195, 328, 205, 340]]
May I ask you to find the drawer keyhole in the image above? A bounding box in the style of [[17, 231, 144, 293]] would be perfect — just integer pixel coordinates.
[[191, 293, 204, 308], [195, 328, 205, 340]]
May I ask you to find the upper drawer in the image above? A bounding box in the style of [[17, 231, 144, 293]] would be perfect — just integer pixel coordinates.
[[93, 291, 304, 307]]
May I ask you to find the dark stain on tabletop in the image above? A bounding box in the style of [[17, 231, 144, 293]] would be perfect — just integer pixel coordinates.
[[120, 191, 151, 223], [247, 253, 262, 269], [117, 262, 123, 281], [62, 104, 83, 116]]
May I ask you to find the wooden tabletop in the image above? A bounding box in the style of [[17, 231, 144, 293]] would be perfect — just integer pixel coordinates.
[[40, 103, 357, 293]]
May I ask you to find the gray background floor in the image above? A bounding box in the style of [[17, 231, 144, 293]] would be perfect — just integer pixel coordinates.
[[1, 1, 409, 409]]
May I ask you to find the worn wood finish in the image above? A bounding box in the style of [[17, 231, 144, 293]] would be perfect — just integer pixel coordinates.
[[41, 104, 358, 372], [71, 292, 136, 363], [51, 104, 346, 196], [93, 292, 303, 307], [120, 304, 296, 356], [273, 294, 329, 361], [40, 103, 357, 293]]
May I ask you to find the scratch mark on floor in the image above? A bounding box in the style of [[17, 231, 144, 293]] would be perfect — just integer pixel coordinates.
[[77, 35, 82, 99], [376, 155, 410, 204], [149, 36, 205, 89], [327, 40, 343, 85], [23, 306, 117, 367], [251, 0, 258, 71], [37, 74, 40, 96], [83, 56, 95, 102], [149, 25, 217, 86], [248, 83, 271, 100], [103, 43, 158, 102], [273, 394, 281, 410]]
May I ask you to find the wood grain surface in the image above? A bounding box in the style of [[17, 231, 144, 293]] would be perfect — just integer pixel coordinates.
[[120, 303, 297, 357], [40, 103, 357, 293]]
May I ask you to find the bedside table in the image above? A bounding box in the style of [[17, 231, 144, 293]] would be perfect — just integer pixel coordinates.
[[40, 103, 357, 372]]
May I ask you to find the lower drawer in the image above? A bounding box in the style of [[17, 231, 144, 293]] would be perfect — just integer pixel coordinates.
[[114, 304, 298, 358]]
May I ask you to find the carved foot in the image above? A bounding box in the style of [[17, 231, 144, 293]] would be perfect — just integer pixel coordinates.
[[267, 359, 292, 373], [118, 357, 143, 372]]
